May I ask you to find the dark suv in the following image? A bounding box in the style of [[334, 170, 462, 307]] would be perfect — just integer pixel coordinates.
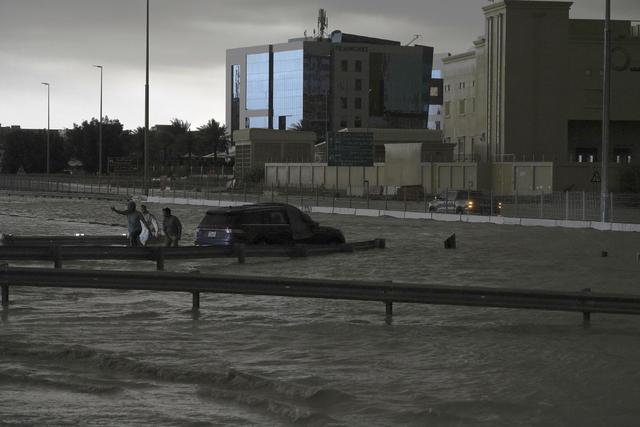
[[195, 203, 346, 246]]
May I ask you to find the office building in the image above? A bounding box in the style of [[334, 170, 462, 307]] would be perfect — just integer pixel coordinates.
[[226, 31, 436, 139]]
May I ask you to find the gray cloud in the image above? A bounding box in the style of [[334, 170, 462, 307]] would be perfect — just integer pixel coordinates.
[[1, 0, 638, 130]]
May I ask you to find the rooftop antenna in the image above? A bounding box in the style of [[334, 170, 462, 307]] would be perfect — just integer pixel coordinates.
[[404, 34, 422, 46], [317, 9, 328, 39]]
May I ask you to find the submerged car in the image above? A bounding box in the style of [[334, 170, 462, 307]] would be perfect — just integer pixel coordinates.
[[428, 190, 502, 215], [195, 203, 346, 246]]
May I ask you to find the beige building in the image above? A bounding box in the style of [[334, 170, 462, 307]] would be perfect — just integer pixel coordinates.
[[443, 0, 640, 166]]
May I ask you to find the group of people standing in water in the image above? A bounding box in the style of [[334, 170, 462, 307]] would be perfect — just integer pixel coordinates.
[[111, 201, 182, 247]]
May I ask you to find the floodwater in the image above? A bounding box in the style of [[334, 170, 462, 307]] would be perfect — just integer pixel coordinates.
[[1, 195, 640, 426]]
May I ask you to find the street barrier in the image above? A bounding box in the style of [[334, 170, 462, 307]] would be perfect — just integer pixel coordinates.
[[0, 239, 385, 270], [1, 266, 639, 324]]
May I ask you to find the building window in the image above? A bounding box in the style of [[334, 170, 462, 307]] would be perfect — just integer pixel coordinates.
[[340, 97, 348, 109], [355, 97, 362, 109], [457, 136, 466, 159], [430, 86, 439, 97], [246, 116, 268, 128], [340, 119, 348, 128], [472, 80, 475, 87], [272, 49, 304, 130], [231, 64, 241, 131], [435, 121, 441, 130], [444, 101, 450, 117], [355, 60, 362, 72], [576, 148, 597, 163], [341, 60, 348, 72], [458, 99, 466, 115], [354, 116, 362, 127], [246, 53, 270, 110], [355, 79, 362, 91], [231, 65, 241, 99]]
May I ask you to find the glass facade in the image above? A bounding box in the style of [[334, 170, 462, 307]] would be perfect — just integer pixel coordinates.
[[246, 116, 269, 128], [246, 53, 269, 110], [273, 50, 303, 129], [231, 64, 240, 131], [232, 64, 241, 99]]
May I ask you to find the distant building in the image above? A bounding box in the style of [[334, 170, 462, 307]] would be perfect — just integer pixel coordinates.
[[233, 129, 316, 178], [442, 0, 640, 164], [427, 53, 447, 132], [226, 31, 435, 138]]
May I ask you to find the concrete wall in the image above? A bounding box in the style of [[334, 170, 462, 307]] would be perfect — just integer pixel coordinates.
[[265, 160, 555, 195]]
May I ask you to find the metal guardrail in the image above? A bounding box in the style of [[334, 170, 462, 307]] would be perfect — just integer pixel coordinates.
[[1, 234, 129, 247], [0, 239, 385, 270], [1, 266, 639, 323]]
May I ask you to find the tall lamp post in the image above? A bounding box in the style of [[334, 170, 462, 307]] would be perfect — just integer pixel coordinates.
[[93, 65, 103, 177], [601, 0, 611, 223], [143, 0, 150, 195], [41, 82, 50, 175]]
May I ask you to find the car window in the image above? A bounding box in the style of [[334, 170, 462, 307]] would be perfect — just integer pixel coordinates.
[[286, 206, 314, 239], [266, 211, 288, 224], [240, 212, 263, 225], [447, 190, 458, 200], [200, 213, 236, 227]]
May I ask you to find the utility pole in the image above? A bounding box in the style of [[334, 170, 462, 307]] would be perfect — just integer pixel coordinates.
[[41, 82, 50, 175], [601, 0, 611, 222], [144, 0, 150, 195], [93, 65, 103, 177]]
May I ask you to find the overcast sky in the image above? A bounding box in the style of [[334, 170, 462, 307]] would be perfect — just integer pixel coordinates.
[[1, 0, 638, 131]]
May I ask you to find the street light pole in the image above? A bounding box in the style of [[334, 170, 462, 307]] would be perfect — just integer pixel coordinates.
[[93, 65, 103, 177], [601, 0, 611, 223], [41, 82, 50, 175], [144, 0, 150, 195]]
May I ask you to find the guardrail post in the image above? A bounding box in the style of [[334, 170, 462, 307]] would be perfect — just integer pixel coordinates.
[[51, 245, 62, 269], [374, 238, 386, 249], [385, 301, 393, 319], [1, 263, 8, 307], [192, 291, 200, 310], [236, 244, 246, 264], [155, 248, 165, 271], [582, 288, 592, 324], [1, 284, 7, 307]]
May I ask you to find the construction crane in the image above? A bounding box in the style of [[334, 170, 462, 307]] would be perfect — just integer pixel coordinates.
[[404, 34, 421, 46]]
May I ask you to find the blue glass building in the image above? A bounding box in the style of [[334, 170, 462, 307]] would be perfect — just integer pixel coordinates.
[[226, 31, 434, 139]]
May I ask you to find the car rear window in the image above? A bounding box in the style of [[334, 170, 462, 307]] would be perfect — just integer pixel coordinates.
[[199, 213, 237, 227]]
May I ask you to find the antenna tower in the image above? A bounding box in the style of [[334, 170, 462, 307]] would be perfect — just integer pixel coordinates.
[[317, 9, 328, 39]]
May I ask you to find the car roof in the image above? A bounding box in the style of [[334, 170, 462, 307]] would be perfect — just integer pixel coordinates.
[[205, 203, 294, 215]]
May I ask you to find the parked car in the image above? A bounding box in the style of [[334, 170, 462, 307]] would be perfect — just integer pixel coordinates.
[[195, 203, 346, 246], [428, 190, 502, 215]]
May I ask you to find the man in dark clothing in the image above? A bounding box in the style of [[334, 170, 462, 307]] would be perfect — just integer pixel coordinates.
[[111, 201, 149, 247], [162, 207, 182, 247]]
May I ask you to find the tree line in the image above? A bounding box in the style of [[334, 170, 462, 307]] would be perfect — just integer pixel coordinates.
[[1, 117, 228, 175]]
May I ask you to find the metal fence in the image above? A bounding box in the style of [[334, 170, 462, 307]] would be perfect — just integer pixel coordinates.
[[1, 174, 639, 224]]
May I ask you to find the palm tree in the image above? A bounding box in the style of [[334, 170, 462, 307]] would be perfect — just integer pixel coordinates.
[[197, 119, 228, 163]]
